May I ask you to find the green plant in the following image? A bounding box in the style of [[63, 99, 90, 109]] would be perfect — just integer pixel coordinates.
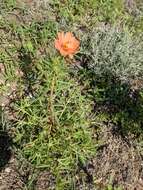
[[1, 0, 143, 188], [0, 13, 96, 188], [81, 28, 143, 84], [11, 57, 95, 189], [78, 28, 143, 136], [107, 184, 123, 190]]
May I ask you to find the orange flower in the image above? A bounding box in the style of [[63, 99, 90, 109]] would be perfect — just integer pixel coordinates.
[[55, 32, 80, 58]]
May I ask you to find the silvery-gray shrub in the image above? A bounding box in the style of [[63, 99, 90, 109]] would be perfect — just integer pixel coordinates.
[[82, 28, 143, 84]]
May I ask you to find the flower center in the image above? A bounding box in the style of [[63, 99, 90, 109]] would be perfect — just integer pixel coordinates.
[[62, 42, 70, 50]]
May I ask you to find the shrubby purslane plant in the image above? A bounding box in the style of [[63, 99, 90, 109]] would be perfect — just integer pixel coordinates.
[[12, 57, 95, 188]]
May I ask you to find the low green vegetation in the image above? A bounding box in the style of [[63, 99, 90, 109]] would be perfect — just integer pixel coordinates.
[[13, 59, 95, 188], [0, 0, 143, 189]]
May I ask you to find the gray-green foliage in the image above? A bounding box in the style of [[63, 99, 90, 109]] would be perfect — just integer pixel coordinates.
[[82, 28, 143, 83]]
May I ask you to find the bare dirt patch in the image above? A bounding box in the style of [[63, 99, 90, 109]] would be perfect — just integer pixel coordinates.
[[14, 0, 55, 24], [35, 171, 56, 190], [0, 157, 25, 190], [79, 125, 143, 190]]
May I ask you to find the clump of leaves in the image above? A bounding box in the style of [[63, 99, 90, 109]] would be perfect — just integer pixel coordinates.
[[78, 28, 143, 136], [82, 28, 143, 85], [12, 57, 95, 189]]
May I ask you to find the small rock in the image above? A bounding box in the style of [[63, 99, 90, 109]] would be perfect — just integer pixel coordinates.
[[5, 168, 11, 173]]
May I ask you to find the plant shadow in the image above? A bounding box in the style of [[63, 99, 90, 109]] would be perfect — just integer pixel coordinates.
[[0, 130, 12, 171], [0, 111, 12, 171], [78, 66, 143, 136]]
